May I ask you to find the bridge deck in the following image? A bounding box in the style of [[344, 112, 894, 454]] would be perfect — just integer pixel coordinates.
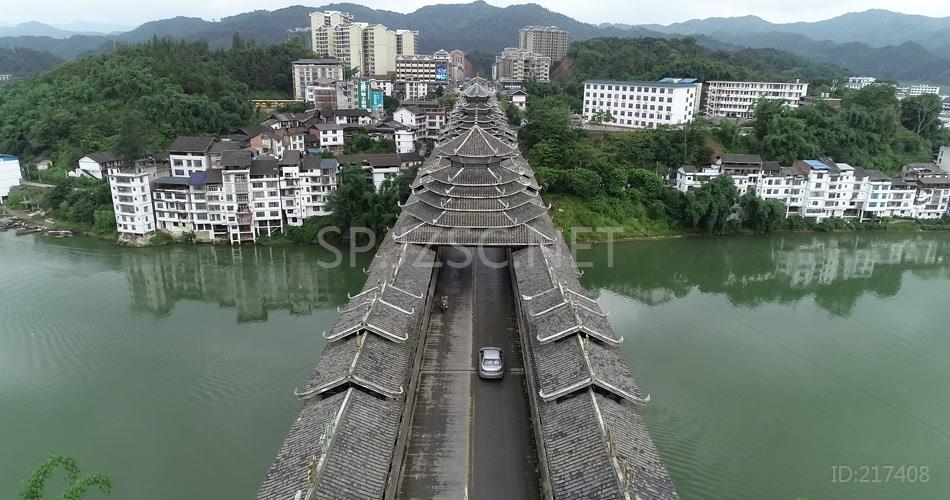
[[398, 247, 539, 499]]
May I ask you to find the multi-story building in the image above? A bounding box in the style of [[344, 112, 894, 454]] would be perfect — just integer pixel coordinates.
[[0, 154, 22, 204], [519, 25, 568, 63], [313, 124, 345, 149], [449, 50, 466, 84], [306, 79, 352, 110], [168, 136, 215, 178], [493, 47, 550, 85], [676, 156, 950, 221], [396, 50, 450, 82], [896, 84, 941, 98], [292, 59, 344, 99], [846, 76, 876, 90], [705, 80, 809, 119], [71, 152, 119, 180], [107, 157, 167, 238], [309, 10, 417, 78], [582, 78, 702, 129]]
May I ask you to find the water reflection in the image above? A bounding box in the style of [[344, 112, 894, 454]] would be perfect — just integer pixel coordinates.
[[119, 245, 370, 322], [580, 233, 950, 316]]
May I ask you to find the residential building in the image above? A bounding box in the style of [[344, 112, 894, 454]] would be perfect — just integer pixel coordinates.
[[313, 123, 345, 149], [168, 136, 215, 177], [582, 78, 702, 129], [675, 156, 950, 221], [394, 107, 420, 128], [506, 89, 528, 110], [493, 47, 550, 84], [846, 76, 876, 90], [896, 84, 940, 98], [71, 151, 119, 180], [107, 158, 167, 238], [309, 10, 417, 78], [292, 59, 344, 99], [448, 50, 466, 83], [306, 79, 351, 110], [519, 26, 568, 63], [396, 50, 450, 82], [0, 154, 22, 204], [403, 80, 434, 100], [332, 108, 374, 126], [338, 154, 402, 191], [705, 80, 809, 119]]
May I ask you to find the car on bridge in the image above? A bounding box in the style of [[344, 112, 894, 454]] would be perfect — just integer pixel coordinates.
[[478, 347, 504, 379]]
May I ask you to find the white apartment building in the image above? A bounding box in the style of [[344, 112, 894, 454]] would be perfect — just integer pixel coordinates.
[[71, 152, 118, 180], [705, 80, 809, 119], [313, 123, 345, 149], [896, 84, 941, 98], [309, 10, 416, 78], [846, 76, 876, 90], [107, 160, 166, 238], [519, 26, 568, 63], [292, 59, 344, 99], [676, 156, 949, 221], [169, 137, 215, 178], [493, 47, 550, 84], [583, 78, 702, 129], [396, 50, 450, 81], [0, 154, 22, 204]]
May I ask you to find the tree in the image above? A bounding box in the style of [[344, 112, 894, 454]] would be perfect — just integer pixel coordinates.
[[900, 94, 943, 138], [589, 110, 615, 134], [343, 66, 360, 80], [682, 175, 738, 233], [739, 191, 786, 233], [20, 455, 112, 500]]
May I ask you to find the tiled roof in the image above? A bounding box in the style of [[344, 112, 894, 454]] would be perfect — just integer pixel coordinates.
[[168, 136, 215, 153]]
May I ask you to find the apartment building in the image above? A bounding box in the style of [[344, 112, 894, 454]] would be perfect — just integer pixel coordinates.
[[292, 59, 344, 99], [675, 155, 950, 221], [0, 154, 22, 204], [108, 157, 168, 238], [582, 78, 702, 129], [449, 50, 466, 83], [705, 80, 809, 119], [493, 47, 550, 84], [169, 136, 215, 177], [896, 84, 940, 98], [519, 26, 568, 63], [396, 50, 450, 81], [938, 146, 950, 172], [846, 76, 876, 90], [309, 10, 417, 78]]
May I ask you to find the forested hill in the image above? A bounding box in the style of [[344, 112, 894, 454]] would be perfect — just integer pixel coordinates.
[[0, 47, 63, 76], [552, 38, 846, 97], [0, 40, 311, 168]]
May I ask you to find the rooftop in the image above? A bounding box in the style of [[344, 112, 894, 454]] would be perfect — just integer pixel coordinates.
[[169, 136, 215, 153]]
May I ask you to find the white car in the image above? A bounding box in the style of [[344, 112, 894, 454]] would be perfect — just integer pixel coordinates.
[[478, 347, 504, 379]]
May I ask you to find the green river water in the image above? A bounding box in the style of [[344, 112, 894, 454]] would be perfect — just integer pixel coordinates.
[[1, 229, 949, 499]]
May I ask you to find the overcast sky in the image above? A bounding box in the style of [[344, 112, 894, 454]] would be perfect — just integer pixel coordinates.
[[5, 0, 950, 28]]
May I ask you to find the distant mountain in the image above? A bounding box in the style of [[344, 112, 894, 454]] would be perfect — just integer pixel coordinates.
[[113, 1, 664, 53], [52, 21, 132, 34], [0, 22, 79, 39]]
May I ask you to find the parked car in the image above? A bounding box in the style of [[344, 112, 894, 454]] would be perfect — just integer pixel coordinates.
[[478, 347, 504, 379]]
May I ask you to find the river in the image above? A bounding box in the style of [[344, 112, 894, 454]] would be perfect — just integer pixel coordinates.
[[1, 229, 949, 499]]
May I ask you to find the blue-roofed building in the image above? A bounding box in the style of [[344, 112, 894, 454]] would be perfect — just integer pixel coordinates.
[[582, 77, 702, 130], [0, 154, 22, 204]]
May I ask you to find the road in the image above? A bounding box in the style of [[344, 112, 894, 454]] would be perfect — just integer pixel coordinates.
[[397, 247, 538, 500]]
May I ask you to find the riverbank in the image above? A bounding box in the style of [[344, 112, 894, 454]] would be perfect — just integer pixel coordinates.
[[547, 194, 950, 243]]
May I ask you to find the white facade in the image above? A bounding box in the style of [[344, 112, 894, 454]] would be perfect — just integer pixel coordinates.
[[846, 76, 876, 90], [705, 80, 809, 119], [314, 124, 345, 148], [396, 50, 450, 81], [292, 59, 344, 100], [393, 108, 419, 127], [395, 128, 416, 154], [582, 78, 702, 129], [309, 10, 416, 78], [72, 153, 116, 180], [108, 163, 164, 237], [493, 48, 550, 83], [0, 155, 22, 203], [896, 84, 941, 98], [676, 158, 950, 221]]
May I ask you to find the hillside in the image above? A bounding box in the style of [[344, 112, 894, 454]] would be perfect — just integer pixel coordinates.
[[0, 47, 63, 76], [558, 38, 845, 88], [0, 39, 311, 168]]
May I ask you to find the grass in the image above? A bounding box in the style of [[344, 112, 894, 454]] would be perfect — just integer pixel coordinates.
[[545, 193, 684, 242]]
